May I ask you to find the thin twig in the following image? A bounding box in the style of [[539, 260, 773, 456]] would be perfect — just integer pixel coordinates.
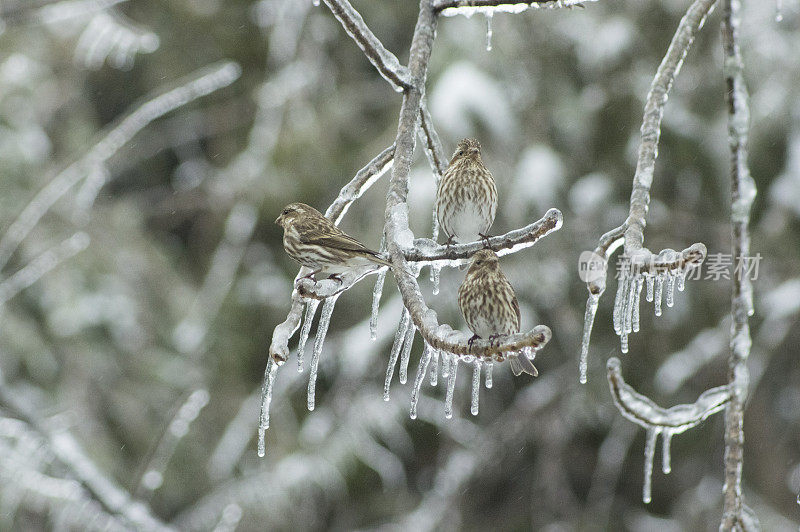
[[403, 208, 562, 263], [623, 0, 717, 254], [321, 0, 413, 91]]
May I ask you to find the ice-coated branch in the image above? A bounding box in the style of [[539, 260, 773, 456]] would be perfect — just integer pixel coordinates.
[[325, 144, 396, 224], [579, 0, 715, 382], [403, 207, 562, 264], [720, 0, 757, 528], [623, 0, 716, 254], [433, 0, 594, 15], [0, 61, 241, 271], [607, 357, 730, 504], [321, 0, 413, 91], [607, 358, 730, 432]]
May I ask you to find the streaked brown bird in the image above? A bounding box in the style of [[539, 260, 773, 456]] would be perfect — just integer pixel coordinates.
[[275, 202, 392, 281], [436, 138, 498, 245], [458, 249, 537, 376]]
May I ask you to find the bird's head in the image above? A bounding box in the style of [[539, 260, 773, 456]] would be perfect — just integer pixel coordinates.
[[469, 248, 499, 270], [452, 138, 482, 163], [275, 202, 317, 227]]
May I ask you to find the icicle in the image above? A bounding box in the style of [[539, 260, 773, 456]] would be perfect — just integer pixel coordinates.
[[642, 428, 660, 504], [470, 359, 481, 416], [632, 276, 643, 333], [624, 275, 636, 334], [430, 264, 441, 295], [776, 0, 783, 21], [620, 332, 629, 354], [444, 356, 458, 419], [485, 12, 494, 51], [654, 275, 664, 317], [399, 324, 415, 384], [369, 270, 386, 341], [430, 350, 439, 386], [307, 294, 340, 412], [384, 310, 411, 401], [580, 293, 600, 384], [646, 275, 655, 302], [662, 430, 673, 474], [312, 0, 320, 6], [665, 273, 676, 308], [410, 344, 433, 420], [441, 352, 451, 379], [612, 275, 627, 334], [676, 271, 686, 292], [257, 358, 278, 458], [297, 299, 320, 372], [485, 360, 494, 389]]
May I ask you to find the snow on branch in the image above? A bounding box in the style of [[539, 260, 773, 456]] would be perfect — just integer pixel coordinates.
[[720, 0, 757, 527], [606, 357, 730, 504], [321, 0, 413, 91], [578, 0, 716, 382], [0, 61, 241, 272]]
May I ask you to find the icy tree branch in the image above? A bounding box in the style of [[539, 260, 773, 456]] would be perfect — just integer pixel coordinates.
[[0, 61, 241, 272], [720, 0, 757, 528], [607, 358, 730, 432], [321, 0, 413, 91], [403, 207, 562, 264], [433, 0, 593, 15], [622, 0, 716, 254], [607, 357, 730, 504], [579, 0, 715, 380]]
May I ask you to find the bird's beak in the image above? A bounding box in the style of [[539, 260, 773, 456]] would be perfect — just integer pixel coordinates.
[[275, 214, 283, 225]]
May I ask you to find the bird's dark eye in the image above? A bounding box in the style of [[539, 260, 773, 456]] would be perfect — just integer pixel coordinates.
[[457, 150, 464, 156], [282, 209, 290, 215]]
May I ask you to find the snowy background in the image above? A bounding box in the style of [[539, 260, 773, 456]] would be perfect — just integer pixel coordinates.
[[0, 0, 799, 529]]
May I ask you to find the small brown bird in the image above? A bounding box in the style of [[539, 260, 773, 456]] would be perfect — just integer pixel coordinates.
[[436, 138, 498, 245], [458, 249, 537, 376], [275, 202, 392, 281]]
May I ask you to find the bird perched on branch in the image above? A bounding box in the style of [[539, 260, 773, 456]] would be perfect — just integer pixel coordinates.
[[458, 249, 538, 377], [276, 202, 392, 282], [436, 138, 498, 245]]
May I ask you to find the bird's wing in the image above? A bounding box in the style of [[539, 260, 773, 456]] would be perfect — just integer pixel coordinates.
[[511, 289, 521, 331]]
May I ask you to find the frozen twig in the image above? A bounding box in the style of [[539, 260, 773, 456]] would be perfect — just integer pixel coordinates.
[[622, 0, 716, 254], [0, 61, 241, 271], [720, 0, 757, 528], [579, 0, 715, 381], [326, 145, 396, 224], [404, 208, 562, 265], [607, 357, 730, 504], [321, 0, 413, 91], [607, 358, 730, 432], [433, 0, 594, 15]]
